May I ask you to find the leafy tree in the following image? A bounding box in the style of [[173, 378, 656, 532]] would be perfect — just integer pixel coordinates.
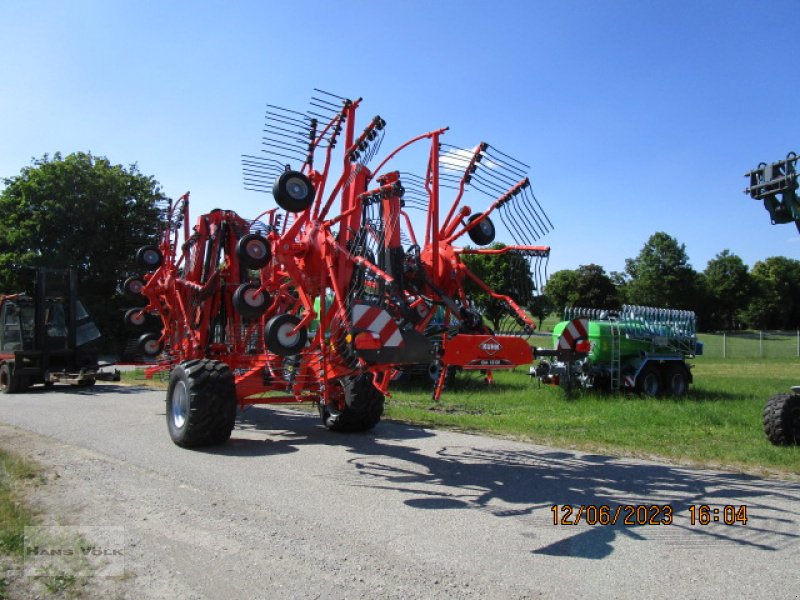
[[700, 250, 753, 330], [741, 256, 800, 329], [623, 232, 699, 309], [0, 152, 165, 351], [544, 264, 620, 311], [460, 243, 538, 331]]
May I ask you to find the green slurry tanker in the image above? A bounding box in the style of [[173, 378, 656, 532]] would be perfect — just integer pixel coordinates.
[[532, 305, 702, 396]]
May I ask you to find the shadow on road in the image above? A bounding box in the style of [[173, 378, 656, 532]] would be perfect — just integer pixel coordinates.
[[221, 405, 800, 559]]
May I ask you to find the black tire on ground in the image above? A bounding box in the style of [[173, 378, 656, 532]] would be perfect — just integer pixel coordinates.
[[265, 314, 307, 356], [136, 245, 163, 270], [232, 283, 271, 318], [319, 373, 384, 432], [635, 364, 662, 397], [272, 171, 315, 213], [138, 333, 163, 357], [236, 234, 272, 270], [166, 359, 238, 447], [467, 213, 496, 245], [763, 393, 800, 446], [124, 308, 147, 329], [123, 276, 146, 300], [662, 362, 689, 397], [0, 363, 20, 394]]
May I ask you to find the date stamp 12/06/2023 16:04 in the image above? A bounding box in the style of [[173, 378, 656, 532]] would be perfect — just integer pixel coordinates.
[[550, 504, 749, 527]]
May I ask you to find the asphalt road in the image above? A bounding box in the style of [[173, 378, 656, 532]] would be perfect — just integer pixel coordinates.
[[1, 383, 798, 599]]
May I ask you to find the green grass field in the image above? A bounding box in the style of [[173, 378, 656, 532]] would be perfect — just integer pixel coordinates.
[[386, 357, 800, 477]]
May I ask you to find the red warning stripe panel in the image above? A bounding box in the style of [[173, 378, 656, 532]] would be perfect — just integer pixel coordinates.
[[351, 304, 403, 347], [557, 318, 589, 350]]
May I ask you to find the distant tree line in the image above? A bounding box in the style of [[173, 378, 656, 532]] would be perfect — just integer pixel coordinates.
[[543, 232, 800, 332]]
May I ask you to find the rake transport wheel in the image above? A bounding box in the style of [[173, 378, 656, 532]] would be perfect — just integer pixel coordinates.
[[236, 233, 272, 269], [167, 359, 238, 447], [272, 170, 315, 213], [319, 373, 385, 432], [124, 308, 147, 330], [233, 283, 270, 318], [265, 314, 307, 356], [663, 363, 690, 397], [763, 393, 800, 446], [136, 245, 163, 270], [138, 332, 163, 358], [467, 213, 496, 245], [635, 364, 662, 397], [123, 276, 146, 300]]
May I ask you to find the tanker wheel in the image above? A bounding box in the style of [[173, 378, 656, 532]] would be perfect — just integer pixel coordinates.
[[273, 171, 315, 213], [319, 373, 384, 433], [236, 234, 272, 269], [663, 363, 689, 397], [763, 393, 800, 446], [166, 359, 237, 447], [265, 314, 307, 356], [467, 213, 496, 245], [136, 245, 163, 270], [0, 363, 20, 394], [233, 283, 271, 318], [635, 364, 662, 397]]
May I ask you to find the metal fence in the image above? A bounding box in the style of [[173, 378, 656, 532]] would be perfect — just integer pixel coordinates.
[[697, 330, 800, 359]]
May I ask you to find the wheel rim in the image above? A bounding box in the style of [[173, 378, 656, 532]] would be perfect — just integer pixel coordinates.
[[129, 280, 142, 294], [144, 340, 160, 355], [246, 240, 266, 260], [171, 380, 189, 430], [130, 312, 145, 326], [479, 221, 492, 235], [277, 322, 300, 348], [143, 250, 160, 265], [286, 177, 309, 200], [244, 288, 264, 307]]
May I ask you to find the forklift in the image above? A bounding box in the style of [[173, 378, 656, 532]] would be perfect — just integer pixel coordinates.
[[0, 268, 119, 393]]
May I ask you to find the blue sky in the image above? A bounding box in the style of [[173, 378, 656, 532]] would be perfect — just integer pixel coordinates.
[[1, 0, 798, 277]]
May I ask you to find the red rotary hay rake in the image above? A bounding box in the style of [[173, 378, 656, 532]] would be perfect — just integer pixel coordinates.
[[125, 90, 552, 447]]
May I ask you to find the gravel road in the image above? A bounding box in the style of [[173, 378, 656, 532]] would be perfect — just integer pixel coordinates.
[[1, 383, 798, 599]]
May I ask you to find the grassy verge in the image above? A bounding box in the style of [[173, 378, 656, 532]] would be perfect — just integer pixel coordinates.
[[0, 447, 89, 598], [119, 358, 800, 477]]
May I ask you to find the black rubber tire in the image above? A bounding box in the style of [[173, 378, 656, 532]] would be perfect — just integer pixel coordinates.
[[136, 245, 163, 270], [124, 308, 147, 329], [123, 276, 146, 299], [232, 283, 271, 318], [635, 364, 662, 397], [272, 171, 315, 213], [467, 213, 496, 245], [166, 359, 237, 447], [236, 234, 272, 269], [0, 363, 20, 394], [319, 373, 384, 432], [265, 314, 307, 356], [138, 332, 163, 357], [763, 393, 800, 446], [662, 363, 689, 397]]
